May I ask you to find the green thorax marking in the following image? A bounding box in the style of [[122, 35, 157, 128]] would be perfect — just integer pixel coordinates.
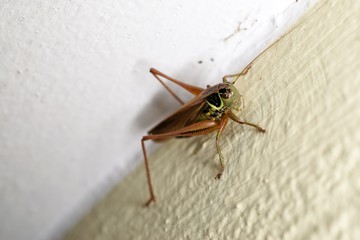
[[203, 93, 226, 121]]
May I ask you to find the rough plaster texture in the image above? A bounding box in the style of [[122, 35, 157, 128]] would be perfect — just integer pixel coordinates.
[[66, 0, 360, 239], [0, 1, 316, 239]]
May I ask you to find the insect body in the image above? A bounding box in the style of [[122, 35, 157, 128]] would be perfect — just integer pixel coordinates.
[[142, 66, 265, 206]]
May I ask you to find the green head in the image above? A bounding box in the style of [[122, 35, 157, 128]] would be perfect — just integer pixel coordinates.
[[218, 83, 243, 112], [203, 82, 244, 121]]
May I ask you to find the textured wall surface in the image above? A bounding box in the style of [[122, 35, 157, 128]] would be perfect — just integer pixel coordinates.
[[66, 0, 360, 239], [0, 1, 316, 239]]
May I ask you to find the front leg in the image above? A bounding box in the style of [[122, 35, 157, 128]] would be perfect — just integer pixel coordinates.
[[215, 117, 229, 179], [227, 110, 266, 133], [222, 64, 252, 83]]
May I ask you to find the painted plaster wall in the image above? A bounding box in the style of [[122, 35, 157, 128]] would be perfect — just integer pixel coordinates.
[[1, 1, 316, 239], [66, 0, 360, 239]]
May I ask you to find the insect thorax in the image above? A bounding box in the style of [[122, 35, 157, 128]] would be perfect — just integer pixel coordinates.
[[202, 93, 226, 121]]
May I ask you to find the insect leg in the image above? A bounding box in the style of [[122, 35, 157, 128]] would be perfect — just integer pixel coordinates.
[[141, 138, 156, 207], [150, 68, 204, 104], [222, 64, 252, 83], [240, 121, 266, 133], [227, 110, 266, 133], [141, 120, 220, 206], [215, 117, 229, 179]]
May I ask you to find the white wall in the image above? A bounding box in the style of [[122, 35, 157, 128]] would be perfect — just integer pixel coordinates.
[[0, 1, 316, 239]]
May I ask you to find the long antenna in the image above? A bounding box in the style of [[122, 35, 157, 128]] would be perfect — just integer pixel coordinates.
[[233, 74, 241, 84], [222, 64, 251, 84]]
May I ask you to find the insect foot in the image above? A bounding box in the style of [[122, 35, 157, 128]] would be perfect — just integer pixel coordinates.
[[215, 166, 224, 180], [215, 172, 223, 179], [215, 164, 224, 179], [259, 127, 266, 133], [143, 196, 156, 207]]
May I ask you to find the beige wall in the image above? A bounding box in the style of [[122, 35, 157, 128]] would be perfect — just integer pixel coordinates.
[[67, 0, 360, 239]]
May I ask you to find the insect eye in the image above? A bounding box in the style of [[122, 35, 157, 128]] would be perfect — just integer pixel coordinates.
[[219, 88, 233, 99]]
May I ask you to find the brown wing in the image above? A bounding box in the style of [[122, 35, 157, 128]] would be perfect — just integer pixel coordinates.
[[148, 95, 207, 135]]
